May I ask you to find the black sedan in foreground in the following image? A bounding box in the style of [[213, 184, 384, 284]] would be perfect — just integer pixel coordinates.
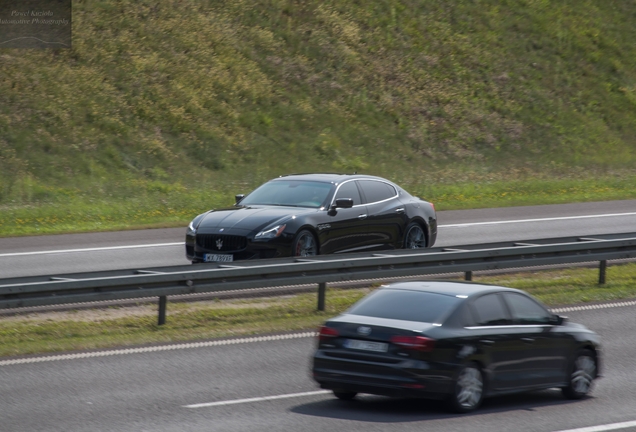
[[312, 281, 601, 413], [186, 173, 437, 263]]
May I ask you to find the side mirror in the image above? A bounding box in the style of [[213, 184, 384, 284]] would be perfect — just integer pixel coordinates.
[[235, 194, 245, 205], [328, 198, 354, 216], [334, 198, 354, 209], [551, 315, 567, 325]]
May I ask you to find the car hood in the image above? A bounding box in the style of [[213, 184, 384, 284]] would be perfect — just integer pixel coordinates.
[[196, 206, 315, 233]]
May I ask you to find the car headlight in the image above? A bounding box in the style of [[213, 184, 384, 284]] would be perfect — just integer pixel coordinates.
[[255, 224, 286, 239], [186, 220, 197, 236]]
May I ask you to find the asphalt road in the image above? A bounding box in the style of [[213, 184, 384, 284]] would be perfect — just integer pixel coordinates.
[[1, 303, 635, 432], [2, 201, 636, 432], [1, 200, 635, 278]]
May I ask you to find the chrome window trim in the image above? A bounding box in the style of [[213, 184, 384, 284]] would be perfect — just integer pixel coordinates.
[[464, 324, 553, 330], [356, 179, 399, 205], [330, 179, 365, 208]]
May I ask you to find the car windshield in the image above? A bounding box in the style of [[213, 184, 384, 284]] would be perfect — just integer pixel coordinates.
[[346, 289, 461, 323], [239, 180, 333, 208]]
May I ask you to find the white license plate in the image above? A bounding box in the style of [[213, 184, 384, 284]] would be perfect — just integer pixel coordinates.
[[204, 254, 234, 262], [344, 339, 388, 352]]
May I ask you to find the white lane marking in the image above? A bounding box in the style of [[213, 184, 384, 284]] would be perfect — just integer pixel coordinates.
[[0, 242, 182, 257], [553, 420, 636, 432], [439, 212, 636, 228], [0, 332, 316, 367], [184, 390, 330, 409], [552, 300, 636, 314], [2, 212, 636, 258]]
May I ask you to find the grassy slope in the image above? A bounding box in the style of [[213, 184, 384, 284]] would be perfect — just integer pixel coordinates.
[[1, 0, 636, 236]]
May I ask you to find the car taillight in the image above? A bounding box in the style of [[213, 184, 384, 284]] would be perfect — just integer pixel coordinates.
[[390, 335, 435, 352], [318, 326, 339, 341]]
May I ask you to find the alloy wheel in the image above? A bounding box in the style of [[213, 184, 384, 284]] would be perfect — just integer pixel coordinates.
[[562, 349, 597, 399], [294, 230, 317, 256], [405, 224, 425, 249], [453, 364, 483, 412], [571, 354, 596, 394]]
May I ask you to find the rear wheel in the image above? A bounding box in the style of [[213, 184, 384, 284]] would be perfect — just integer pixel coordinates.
[[333, 391, 357, 401], [403, 223, 426, 249], [292, 230, 318, 257], [562, 349, 597, 399], [448, 362, 484, 413]]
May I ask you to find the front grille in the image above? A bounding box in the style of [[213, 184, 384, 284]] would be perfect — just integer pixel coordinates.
[[196, 234, 247, 252]]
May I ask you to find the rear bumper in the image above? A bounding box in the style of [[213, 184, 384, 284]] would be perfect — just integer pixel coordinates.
[[312, 351, 454, 400]]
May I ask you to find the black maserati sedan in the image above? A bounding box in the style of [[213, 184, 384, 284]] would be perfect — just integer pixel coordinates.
[[185, 173, 437, 263], [312, 281, 601, 413]]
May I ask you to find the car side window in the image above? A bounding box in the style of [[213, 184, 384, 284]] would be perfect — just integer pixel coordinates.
[[357, 180, 397, 204], [334, 181, 362, 205], [503, 293, 552, 325], [470, 294, 510, 326]]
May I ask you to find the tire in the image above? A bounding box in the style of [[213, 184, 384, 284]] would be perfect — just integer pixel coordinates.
[[403, 222, 426, 249], [562, 349, 597, 400], [333, 391, 357, 401], [448, 362, 484, 413], [292, 229, 318, 257]]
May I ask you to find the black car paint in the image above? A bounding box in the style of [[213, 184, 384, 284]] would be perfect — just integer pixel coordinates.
[[312, 281, 601, 407], [185, 174, 437, 262]]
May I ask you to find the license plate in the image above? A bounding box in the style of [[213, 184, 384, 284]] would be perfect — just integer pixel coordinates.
[[204, 254, 234, 262], [344, 339, 388, 352]]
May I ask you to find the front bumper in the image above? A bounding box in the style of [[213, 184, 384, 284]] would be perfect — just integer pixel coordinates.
[[185, 232, 294, 262]]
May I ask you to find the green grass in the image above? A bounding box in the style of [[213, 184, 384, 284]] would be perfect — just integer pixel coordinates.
[[2, 263, 636, 358], [2, 0, 636, 236], [2, 172, 636, 237]]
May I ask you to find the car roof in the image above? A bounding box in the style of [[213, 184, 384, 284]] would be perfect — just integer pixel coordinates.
[[380, 281, 526, 298], [272, 173, 392, 184]]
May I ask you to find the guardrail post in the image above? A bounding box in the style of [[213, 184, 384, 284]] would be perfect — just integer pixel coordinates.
[[599, 260, 607, 285], [465, 271, 472, 281], [158, 296, 167, 325], [318, 282, 326, 311]]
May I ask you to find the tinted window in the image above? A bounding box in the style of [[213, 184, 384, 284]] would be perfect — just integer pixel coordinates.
[[503, 293, 552, 325], [471, 294, 510, 326], [347, 289, 460, 323], [358, 180, 397, 203], [334, 181, 362, 205], [240, 180, 332, 208]]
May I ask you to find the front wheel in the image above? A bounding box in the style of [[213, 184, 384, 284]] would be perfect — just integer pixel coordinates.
[[403, 223, 426, 249], [562, 349, 597, 399], [448, 362, 484, 413], [292, 230, 318, 257]]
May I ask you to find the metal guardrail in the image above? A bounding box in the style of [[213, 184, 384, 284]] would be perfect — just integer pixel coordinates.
[[2, 232, 636, 324]]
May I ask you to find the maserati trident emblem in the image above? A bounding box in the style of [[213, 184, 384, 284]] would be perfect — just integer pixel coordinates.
[[357, 326, 372, 336], [216, 239, 223, 250]]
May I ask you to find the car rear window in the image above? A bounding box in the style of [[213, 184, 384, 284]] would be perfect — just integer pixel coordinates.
[[346, 289, 461, 323]]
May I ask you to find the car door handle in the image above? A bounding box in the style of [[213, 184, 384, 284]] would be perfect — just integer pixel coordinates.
[[521, 338, 535, 344], [395, 208, 405, 214], [480, 339, 495, 345], [358, 214, 368, 220]]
